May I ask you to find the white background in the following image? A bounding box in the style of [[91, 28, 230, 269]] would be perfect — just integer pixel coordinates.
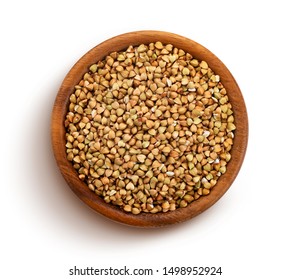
[[1, 0, 290, 279]]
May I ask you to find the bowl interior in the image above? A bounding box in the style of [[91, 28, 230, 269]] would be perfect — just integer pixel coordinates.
[[51, 31, 248, 227]]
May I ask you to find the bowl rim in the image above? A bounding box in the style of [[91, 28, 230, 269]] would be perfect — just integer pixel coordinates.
[[51, 30, 248, 227]]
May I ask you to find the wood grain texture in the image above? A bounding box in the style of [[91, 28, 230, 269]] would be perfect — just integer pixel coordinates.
[[51, 31, 248, 227]]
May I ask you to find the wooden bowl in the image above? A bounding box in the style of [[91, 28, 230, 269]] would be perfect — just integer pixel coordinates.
[[51, 31, 248, 227]]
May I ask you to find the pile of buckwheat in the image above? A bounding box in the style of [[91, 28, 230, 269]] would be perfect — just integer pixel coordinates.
[[64, 42, 236, 214]]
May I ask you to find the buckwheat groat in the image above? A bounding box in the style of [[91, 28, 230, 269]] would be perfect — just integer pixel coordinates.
[[65, 42, 235, 214]]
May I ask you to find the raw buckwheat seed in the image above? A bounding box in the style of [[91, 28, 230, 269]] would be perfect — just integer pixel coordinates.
[[64, 42, 235, 214]]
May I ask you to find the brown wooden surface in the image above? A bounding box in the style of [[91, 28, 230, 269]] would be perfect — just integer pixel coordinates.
[[51, 31, 248, 227]]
